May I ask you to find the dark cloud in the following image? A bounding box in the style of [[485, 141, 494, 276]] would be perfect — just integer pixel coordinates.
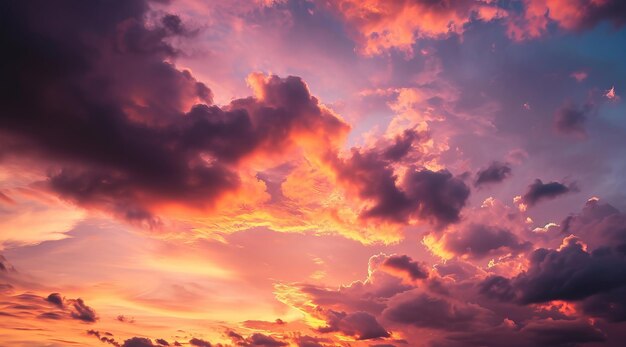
[[381, 255, 429, 280], [481, 235, 626, 322], [400, 169, 470, 227], [46, 293, 64, 308], [521, 179, 575, 207], [554, 101, 593, 137], [123, 337, 156, 347], [337, 154, 469, 227], [155, 338, 170, 346], [117, 314, 135, 323], [69, 298, 98, 322], [189, 338, 212, 347], [382, 128, 422, 161], [444, 224, 531, 260], [88, 330, 121, 347], [2, 291, 99, 324], [474, 162, 512, 187], [0, 0, 348, 226], [474, 202, 626, 328]]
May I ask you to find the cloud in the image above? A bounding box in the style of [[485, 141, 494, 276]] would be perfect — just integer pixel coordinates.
[[227, 331, 288, 347], [481, 229, 626, 321], [331, 130, 469, 228], [383, 290, 484, 331], [88, 330, 121, 347], [0, 0, 351, 229], [323, 0, 505, 54], [245, 333, 288, 346], [554, 101, 593, 137], [0, 285, 99, 330], [45, 293, 64, 308], [506, 0, 626, 40], [0, 254, 17, 273], [560, 198, 626, 250], [380, 254, 429, 281], [475, 162, 512, 187], [68, 297, 98, 322], [123, 337, 157, 347], [443, 224, 531, 260], [274, 199, 626, 345], [321, 0, 626, 54], [521, 179, 576, 207]]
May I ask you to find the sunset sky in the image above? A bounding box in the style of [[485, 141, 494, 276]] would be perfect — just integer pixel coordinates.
[[1, 1, 626, 346]]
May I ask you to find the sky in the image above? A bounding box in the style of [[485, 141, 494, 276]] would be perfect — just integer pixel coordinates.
[[1, 0, 626, 346]]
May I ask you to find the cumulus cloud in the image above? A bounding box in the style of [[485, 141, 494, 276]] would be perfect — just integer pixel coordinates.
[[521, 179, 576, 207], [1, 0, 478, 243], [323, 0, 505, 54], [443, 224, 531, 260], [560, 198, 626, 250], [480, 202, 626, 324], [331, 131, 470, 228], [0, 0, 351, 229], [475, 162, 512, 187], [275, 201, 626, 345], [380, 254, 429, 281]]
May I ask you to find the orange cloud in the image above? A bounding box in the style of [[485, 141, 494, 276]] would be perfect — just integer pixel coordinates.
[[325, 0, 505, 55]]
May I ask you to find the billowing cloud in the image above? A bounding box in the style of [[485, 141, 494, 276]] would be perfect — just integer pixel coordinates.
[[334, 145, 470, 227], [0, 0, 353, 229]]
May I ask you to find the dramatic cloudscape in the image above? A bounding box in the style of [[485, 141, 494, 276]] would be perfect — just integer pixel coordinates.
[[1, 0, 626, 346]]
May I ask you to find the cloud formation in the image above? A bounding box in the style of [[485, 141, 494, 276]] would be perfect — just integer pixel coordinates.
[[521, 179, 576, 207], [2, 0, 626, 346], [475, 162, 512, 187]]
